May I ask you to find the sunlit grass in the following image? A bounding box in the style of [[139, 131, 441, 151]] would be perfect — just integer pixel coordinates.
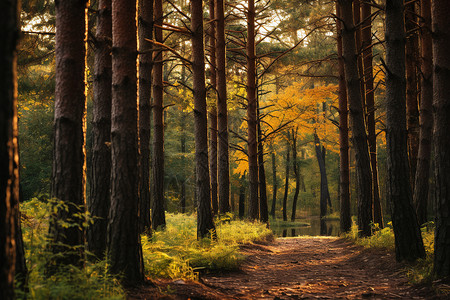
[[142, 213, 273, 280], [19, 198, 125, 299], [269, 217, 309, 228], [344, 220, 436, 285], [20, 200, 274, 296]]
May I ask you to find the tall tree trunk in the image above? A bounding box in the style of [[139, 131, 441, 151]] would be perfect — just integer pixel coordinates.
[[385, 0, 425, 262], [432, 0, 450, 277], [239, 176, 245, 219], [336, 1, 351, 233], [247, 0, 259, 220], [107, 0, 144, 283], [181, 115, 187, 213], [208, 0, 218, 216], [138, 0, 153, 235], [88, 0, 112, 259], [353, 0, 365, 104], [414, 0, 432, 226], [338, 0, 373, 237], [361, 1, 383, 228], [315, 134, 330, 219], [257, 98, 269, 223], [49, 0, 88, 267], [282, 134, 290, 222], [209, 109, 218, 216], [191, 0, 216, 239], [405, 0, 420, 191], [291, 130, 300, 221], [270, 151, 277, 218], [152, 0, 166, 230], [215, 0, 230, 214], [0, 0, 21, 295]]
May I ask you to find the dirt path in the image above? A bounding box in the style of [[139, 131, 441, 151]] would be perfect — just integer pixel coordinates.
[[129, 237, 444, 299]]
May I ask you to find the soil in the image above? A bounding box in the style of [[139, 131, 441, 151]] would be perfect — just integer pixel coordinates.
[[127, 237, 449, 299]]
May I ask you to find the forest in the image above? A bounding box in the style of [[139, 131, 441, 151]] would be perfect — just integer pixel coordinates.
[[1, 0, 450, 299]]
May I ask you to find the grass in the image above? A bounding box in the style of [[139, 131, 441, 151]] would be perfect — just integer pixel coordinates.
[[343, 220, 436, 285], [142, 213, 273, 280], [19, 198, 125, 299], [19, 199, 273, 298], [269, 217, 310, 228]]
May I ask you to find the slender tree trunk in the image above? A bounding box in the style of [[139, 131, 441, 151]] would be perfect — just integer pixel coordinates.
[[432, 0, 450, 277], [336, 1, 351, 233], [361, 1, 383, 228], [338, 0, 373, 237], [385, 0, 425, 262], [239, 176, 245, 219], [257, 98, 269, 223], [247, 0, 259, 220], [291, 130, 300, 221], [0, 0, 21, 295], [414, 0, 432, 226], [152, 0, 166, 230], [215, 0, 230, 214], [405, 0, 420, 191], [107, 0, 144, 283], [282, 134, 290, 222], [88, 0, 112, 259], [191, 0, 216, 239], [181, 115, 187, 214], [208, 0, 218, 216], [138, 0, 153, 235], [315, 134, 330, 219], [50, 0, 88, 267], [353, 0, 365, 104], [270, 151, 277, 218], [209, 110, 218, 216], [181, 54, 187, 214]]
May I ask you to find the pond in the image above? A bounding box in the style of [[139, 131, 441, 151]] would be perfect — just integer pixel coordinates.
[[271, 217, 341, 237]]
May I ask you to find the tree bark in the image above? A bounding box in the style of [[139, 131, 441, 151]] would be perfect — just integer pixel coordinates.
[[291, 130, 300, 221], [239, 176, 245, 219], [353, 0, 365, 104], [247, 0, 259, 220], [315, 134, 330, 219], [191, 0, 216, 239], [152, 0, 166, 231], [50, 0, 88, 267], [0, 0, 21, 296], [88, 0, 112, 260], [336, 1, 351, 233], [215, 0, 230, 214], [405, 0, 420, 191], [208, 0, 218, 216], [432, 0, 450, 277], [282, 134, 290, 222], [414, 0, 432, 226], [338, 0, 373, 237], [270, 151, 277, 218], [257, 110, 269, 224], [107, 0, 144, 283], [361, 1, 383, 228], [138, 0, 153, 235], [181, 114, 187, 213], [385, 0, 425, 262]]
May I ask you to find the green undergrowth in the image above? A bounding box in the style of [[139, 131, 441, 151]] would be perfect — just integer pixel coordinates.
[[344, 221, 436, 285], [322, 211, 340, 221], [142, 213, 273, 280], [19, 200, 273, 297], [19, 198, 125, 299], [269, 217, 309, 228]]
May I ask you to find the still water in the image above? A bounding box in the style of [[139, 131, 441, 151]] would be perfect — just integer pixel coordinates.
[[271, 218, 341, 237]]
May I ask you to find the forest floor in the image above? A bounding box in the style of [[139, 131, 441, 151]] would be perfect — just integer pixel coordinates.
[[128, 237, 449, 299]]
